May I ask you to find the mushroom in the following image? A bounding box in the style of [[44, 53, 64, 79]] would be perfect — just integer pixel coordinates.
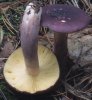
[[3, 2, 60, 94], [41, 4, 91, 77]]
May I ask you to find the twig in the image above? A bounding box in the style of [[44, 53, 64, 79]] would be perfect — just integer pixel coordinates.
[[0, 89, 7, 100], [71, 0, 79, 8], [64, 82, 92, 100], [0, 26, 4, 45], [2, 13, 18, 33], [42, 27, 54, 49], [0, 58, 8, 60], [2, 16, 15, 35], [66, 71, 84, 81]]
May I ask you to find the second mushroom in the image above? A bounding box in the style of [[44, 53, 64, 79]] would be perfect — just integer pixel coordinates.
[[41, 4, 91, 77]]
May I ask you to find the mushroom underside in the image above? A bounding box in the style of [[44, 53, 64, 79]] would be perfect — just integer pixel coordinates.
[[4, 45, 60, 94]]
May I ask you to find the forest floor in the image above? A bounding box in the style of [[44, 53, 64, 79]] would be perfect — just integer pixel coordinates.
[[0, 0, 92, 100]]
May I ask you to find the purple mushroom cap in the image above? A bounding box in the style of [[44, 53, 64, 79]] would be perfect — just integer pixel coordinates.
[[41, 4, 91, 33]]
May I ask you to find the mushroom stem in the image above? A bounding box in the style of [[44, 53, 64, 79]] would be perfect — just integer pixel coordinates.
[[20, 3, 42, 76], [54, 33, 68, 68], [54, 33, 73, 78]]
